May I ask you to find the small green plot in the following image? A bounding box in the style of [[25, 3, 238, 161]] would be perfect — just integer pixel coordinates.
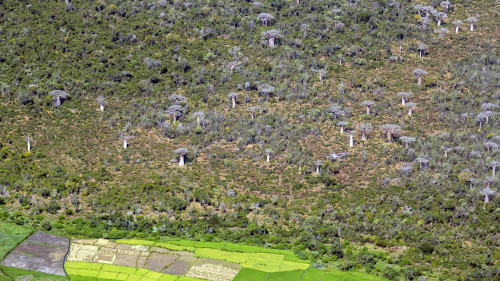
[[232, 268, 268, 281], [0, 223, 33, 260], [301, 268, 325, 281], [266, 270, 305, 281]]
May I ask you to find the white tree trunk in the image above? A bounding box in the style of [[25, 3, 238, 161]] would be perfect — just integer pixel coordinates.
[[493, 166, 496, 177], [418, 76, 422, 87], [484, 194, 489, 204], [438, 19, 441, 27], [56, 97, 61, 107], [456, 26, 459, 34], [350, 135, 353, 147], [173, 115, 177, 124], [340, 126, 344, 134], [100, 104, 104, 112], [366, 107, 370, 115], [231, 97, 236, 108], [470, 22, 474, 31], [27, 141, 31, 152], [362, 132, 366, 141], [387, 132, 392, 142], [197, 116, 201, 126], [179, 154, 185, 166], [123, 139, 127, 149], [408, 107, 413, 116], [269, 37, 275, 48], [402, 97, 405, 106], [420, 50, 422, 58], [316, 166, 320, 174], [267, 153, 270, 163]]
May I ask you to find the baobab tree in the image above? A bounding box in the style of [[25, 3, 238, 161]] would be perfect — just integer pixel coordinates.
[[399, 136, 416, 148], [311, 68, 328, 84], [415, 156, 430, 169], [300, 24, 309, 36], [49, 90, 69, 107], [480, 187, 496, 204], [265, 148, 273, 163], [487, 161, 499, 177], [25, 136, 33, 152], [413, 68, 428, 87], [398, 163, 414, 178], [397, 92, 413, 106], [313, 160, 323, 174], [360, 100, 375, 115], [192, 111, 205, 127], [453, 20, 462, 33], [357, 123, 373, 141], [174, 148, 188, 166], [97, 96, 106, 112], [418, 16, 430, 29], [261, 30, 283, 48], [433, 11, 447, 27], [168, 94, 187, 105], [257, 13, 274, 26], [417, 43, 428, 59], [440, 1, 452, 14], [379, 124, 402, 142], [166, 105, 183, 124], [348, 130, 356, 147], [475, 112, 487, 131], [406, 102, 417, 116], [436, 27, 448, 37], [120, 134, 133, 149], [228, 92, 238, 108], [257, 84, 275, 101], [248, 106, 261, 119], [465, 17, 477, 31], [484, 142, 498, 153], [328, 105, 345, 120], [337, 121, 348, 134]]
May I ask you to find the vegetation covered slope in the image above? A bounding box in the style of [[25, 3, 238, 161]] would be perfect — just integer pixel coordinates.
[[0, 0, 498, 280]]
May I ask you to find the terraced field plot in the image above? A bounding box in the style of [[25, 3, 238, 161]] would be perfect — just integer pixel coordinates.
[[67, 239, 240, 281], [0, 231, 69, 276]]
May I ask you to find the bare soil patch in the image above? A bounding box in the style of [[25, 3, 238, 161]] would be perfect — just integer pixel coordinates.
[[0, 231, 68, 276]]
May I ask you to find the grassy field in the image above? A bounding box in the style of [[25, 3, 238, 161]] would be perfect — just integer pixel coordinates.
[[0, 223, 33, 260], [65, 262, 204, 281], [0, 265, 69, 281]]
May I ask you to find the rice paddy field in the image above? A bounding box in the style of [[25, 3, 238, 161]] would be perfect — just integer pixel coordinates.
[[0, 224, 386, 281]]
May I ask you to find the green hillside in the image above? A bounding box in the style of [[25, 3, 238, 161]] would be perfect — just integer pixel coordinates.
[[0, 0, 498, 280]]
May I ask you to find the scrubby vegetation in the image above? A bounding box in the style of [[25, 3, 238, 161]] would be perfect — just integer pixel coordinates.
[[0, 0, 498, 280]]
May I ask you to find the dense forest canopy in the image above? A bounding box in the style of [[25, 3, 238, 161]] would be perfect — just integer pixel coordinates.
[[0, 0, 498, 280]]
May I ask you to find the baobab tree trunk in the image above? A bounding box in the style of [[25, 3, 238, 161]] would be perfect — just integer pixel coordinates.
[[27, 141, 31, 152], [179, 154, 185, 166], [231, 97, 236, 108], [100, 104, 104, 112], [123, 140, 128, 149], [350, 135, 353, 147], [417, 76, 422, 87], [267, 153, 270, 163], [269, 37, 275, 48]]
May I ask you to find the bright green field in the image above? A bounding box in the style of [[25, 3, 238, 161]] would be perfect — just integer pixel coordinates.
[[0, 223, 33, 260], [65, 262, 204, 281]]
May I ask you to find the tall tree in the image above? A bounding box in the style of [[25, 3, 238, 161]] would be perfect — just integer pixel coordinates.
[[453, 20, 463, 34], [413, 68, 428, 87], [25, 136, 33, 152]]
